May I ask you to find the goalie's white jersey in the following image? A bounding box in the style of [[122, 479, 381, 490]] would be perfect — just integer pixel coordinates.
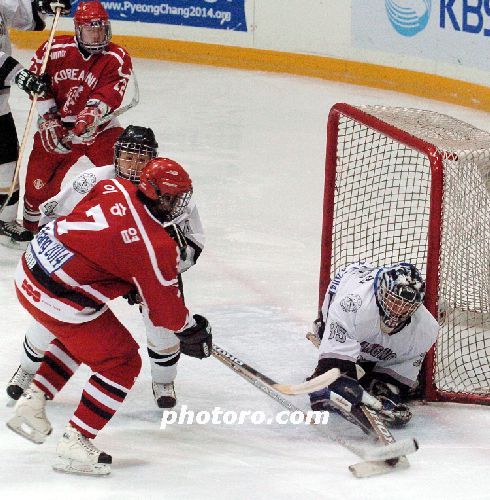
[[319, 261, 439, 388], [39, 165, 205, 272]]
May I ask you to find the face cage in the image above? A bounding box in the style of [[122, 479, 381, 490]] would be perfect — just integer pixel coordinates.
[[114, 143, 157, 183], [159, 189, 193, 222], [378, 288, 421, 329], [75, 21, 112, 54]]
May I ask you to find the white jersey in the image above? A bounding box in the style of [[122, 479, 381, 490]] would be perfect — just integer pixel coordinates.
[[318, 261, 439, 388], [38, 165, 206, 272], [0, 0, 38, 115]]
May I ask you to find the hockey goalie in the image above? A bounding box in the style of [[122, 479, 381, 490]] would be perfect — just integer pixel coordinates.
[[307, 260, 439, 433]]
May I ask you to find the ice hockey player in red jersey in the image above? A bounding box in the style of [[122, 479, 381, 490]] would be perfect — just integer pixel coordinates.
[[7, 158, 212, 475], [6, 127, 205, 410], [307, 261, 438, 432], [22, 1, 133, 234], [0, 0, 71, 246]]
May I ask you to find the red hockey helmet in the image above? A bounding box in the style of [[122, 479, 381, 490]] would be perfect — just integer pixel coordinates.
[[138, 158, 193, 221], [74, 1, 111, 54]]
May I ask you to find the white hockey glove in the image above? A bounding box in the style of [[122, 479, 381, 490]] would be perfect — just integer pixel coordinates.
[[73, 100, 109, 143], [38, 111, 70, 154]]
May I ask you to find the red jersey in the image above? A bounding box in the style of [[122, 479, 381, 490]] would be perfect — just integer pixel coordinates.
[[30, 35, 132, 123], [15, 178, 189, 332]]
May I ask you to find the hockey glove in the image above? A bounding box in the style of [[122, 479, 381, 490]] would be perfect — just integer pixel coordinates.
[[377, 396, 412, 428], [38, 112, 70, 154], [73, 100, 109, 143], [175, 314, 212, 359], [15, 70, 50, 97], [36, 0, 72, 15], [309, 375, 364, 414], [367, 379, 412, 427]]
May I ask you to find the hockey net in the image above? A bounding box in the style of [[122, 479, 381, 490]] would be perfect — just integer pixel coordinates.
[[321, 103, 489, 404]]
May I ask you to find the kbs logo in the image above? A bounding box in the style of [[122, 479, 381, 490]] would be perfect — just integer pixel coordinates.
[[440, 0, 490, 35], [22, 279, 41, 303], [385, 1, 490, 37]]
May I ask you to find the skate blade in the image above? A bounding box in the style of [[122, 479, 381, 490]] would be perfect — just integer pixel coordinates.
[[52, 457, 111, 476], [6, 415, 51, 444]]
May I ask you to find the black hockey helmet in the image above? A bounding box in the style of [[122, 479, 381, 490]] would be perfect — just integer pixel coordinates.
[[114, 125, 158, 183]]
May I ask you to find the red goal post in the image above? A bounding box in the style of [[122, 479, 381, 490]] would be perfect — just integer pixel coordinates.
[[320, 103, 489, 405]]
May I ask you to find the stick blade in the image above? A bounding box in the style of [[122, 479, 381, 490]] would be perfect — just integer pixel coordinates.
[[273, 368, 340, 395], [349, 456, 410, 478], [363, 438, 418, 461]]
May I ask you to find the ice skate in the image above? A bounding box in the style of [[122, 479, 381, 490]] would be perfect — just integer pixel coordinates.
[[6, 365, 34, 402], [0, 220, 33, 249], [152, 381, 177, 408], [52, 424, 112, 476], [6, 385, 52, 444]]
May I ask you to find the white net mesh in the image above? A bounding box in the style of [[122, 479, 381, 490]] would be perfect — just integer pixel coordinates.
[[328, 104, 490, 401]]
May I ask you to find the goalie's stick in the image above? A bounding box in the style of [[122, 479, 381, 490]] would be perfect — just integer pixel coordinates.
[[306, 330, 414, 477], [63, 71, 140, 144], [212, 343, 340, 395], [0, 7, 62, 216], [211, 343, 417, 465]]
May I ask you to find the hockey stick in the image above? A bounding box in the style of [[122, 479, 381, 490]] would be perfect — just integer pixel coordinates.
[[0, 7, 62, 216], [63, 70, 140, 144], [306, 330, 415, 477], [212, 343, 340, 395], [211, 343, 416, 464]]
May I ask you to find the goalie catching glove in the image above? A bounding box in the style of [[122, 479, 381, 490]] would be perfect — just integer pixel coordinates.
[[175, 314, 212, 359], [365, 379, 412, 428], [73, 100, 109, 143]]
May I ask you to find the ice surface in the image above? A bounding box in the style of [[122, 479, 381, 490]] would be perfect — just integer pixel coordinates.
[[0, 50, 489, 499]]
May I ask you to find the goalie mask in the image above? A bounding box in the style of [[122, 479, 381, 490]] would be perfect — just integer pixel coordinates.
[[114, 125, 158, 183], [74, 1, 111, 54], [138, 158, 193, 222], [374, 263, 425, 333]]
